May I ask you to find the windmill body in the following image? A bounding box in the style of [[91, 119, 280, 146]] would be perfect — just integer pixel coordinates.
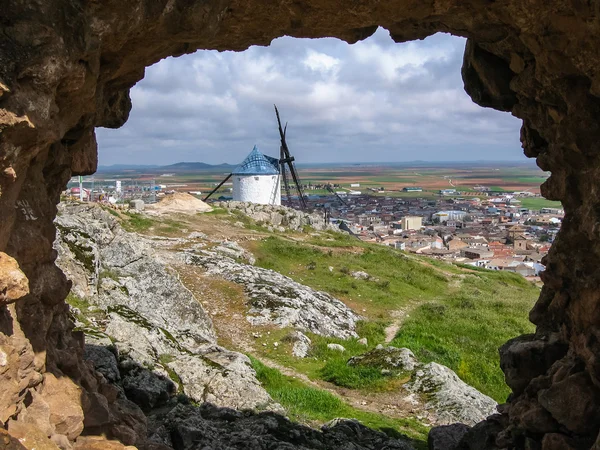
[[232, 145, 281, 205]]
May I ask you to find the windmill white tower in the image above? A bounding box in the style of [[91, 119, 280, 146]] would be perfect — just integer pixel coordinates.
[[232, 145, 281, 205]]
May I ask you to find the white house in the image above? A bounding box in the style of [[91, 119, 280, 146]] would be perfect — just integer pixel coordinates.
[[232, 146, 281, 205]]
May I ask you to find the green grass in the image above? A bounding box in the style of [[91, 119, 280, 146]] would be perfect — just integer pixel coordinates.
[[517, 197, 563, 210], [391, 271, 536, 402], [249, 356, 428, 448], [251, 235, 538, 402], [121, 211, 156, 232]]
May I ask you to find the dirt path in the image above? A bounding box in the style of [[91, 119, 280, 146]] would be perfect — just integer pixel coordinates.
[[152, 224, 430, 425]]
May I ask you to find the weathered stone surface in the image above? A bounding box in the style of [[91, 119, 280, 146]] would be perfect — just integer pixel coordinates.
[[55, 203, 216, 349], [216, 202, 336, 232], [3, 1, 600, 448], [186, 251, 360, 339], [147, 402, 415, 450], [167, 346, 283, 412], [405, 363, 497, 426], [42, 373, 85, 440], [7, 421, 61, 450], [427, 423, 470, 450], [284, 330, 312, 358], [0, 252, 29, 304], [348, 346, 418, 372]]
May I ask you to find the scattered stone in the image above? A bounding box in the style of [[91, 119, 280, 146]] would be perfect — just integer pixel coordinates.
[[357, 338, 368, 346], [214, 201, 337, 232], [327, 343, 346, 352]]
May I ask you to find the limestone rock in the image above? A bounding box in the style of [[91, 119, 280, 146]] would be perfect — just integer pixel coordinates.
[[348, 346, 418, 372], [405, 362, 497, 426], [0, 252, 29, 304], [6, 421, 61, 449], [327, 343, 346, 352], [284, 330, 312, 358], [216, 201, 336, 232], [186, 251, 360, 339], [42, 373, 85, 440], [167, 347, 283, 412]]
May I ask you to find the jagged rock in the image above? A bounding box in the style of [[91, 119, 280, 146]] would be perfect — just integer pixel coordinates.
[[147, 403, 415, 449], [537, 371, 600, 434], [55, 203, 216, 349], [405, 363, 497, 426], [167, 347, 282, 412], [0, 252, 29, 304], [348, 346, 418, 372], [214, 241, 256, 264], [6, 421, 61, 449], [427, 423, 470, 450], [121, 366, 175, 411], [186, 251, 360, 339], [54, 204, 281, 420], [327, 343, 346, 352], [84, 345, 120, 383]]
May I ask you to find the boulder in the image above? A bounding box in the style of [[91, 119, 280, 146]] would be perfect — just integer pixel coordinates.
[[428, 423, 470, 450], [405, 362, 497, 426], [167, 347, 283, 412]]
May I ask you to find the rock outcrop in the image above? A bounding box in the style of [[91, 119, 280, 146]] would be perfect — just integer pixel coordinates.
[[54, 204, 282, 416], [214, 201, 337, 232], [3, 1, 600, 448], [185, 250, 361, 339], [349, 346, 497, 426]]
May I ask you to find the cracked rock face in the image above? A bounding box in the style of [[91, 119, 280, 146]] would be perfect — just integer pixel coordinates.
[[185, 251, 361, 339], [2, 1, 600, 448]]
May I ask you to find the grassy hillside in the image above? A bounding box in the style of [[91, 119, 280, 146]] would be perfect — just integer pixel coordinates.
[[249, 233, 538, 402]]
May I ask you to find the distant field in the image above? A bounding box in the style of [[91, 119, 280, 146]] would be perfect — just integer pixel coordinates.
[[88, 162, 557, 202], [518, 197, 563, 210]]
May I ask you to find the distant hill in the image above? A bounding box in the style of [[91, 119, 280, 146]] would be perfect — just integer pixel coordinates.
[[159, 162, 235, 172], [97, 162, 235, 173], [97, 164, 160, 172]]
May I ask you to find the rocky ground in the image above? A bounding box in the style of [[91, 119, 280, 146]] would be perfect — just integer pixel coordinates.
[[52, 202, 498, 449]]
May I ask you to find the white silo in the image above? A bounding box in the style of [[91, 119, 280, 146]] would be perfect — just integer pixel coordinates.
[[232, 145, 281, 205]]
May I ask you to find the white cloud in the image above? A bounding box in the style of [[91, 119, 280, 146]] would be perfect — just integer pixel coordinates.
[[96, 28, 523, 166]]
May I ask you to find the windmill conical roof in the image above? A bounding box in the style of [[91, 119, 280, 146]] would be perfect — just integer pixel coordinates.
[[232, 145, 280, 176]]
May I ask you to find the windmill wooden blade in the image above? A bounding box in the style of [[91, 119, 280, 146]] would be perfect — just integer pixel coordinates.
[[274, 105, 307, 210]]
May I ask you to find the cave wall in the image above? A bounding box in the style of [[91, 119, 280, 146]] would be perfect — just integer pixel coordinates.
[[2, 0, 600, 448]]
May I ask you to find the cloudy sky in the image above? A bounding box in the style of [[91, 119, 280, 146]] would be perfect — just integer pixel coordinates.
[[96, 29, 524, 166]]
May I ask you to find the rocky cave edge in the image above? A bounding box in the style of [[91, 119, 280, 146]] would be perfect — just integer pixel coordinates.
[[1, 1, 600, 449]]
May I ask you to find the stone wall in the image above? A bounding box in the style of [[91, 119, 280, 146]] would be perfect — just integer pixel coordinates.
[[2, 1, 600, 448]]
